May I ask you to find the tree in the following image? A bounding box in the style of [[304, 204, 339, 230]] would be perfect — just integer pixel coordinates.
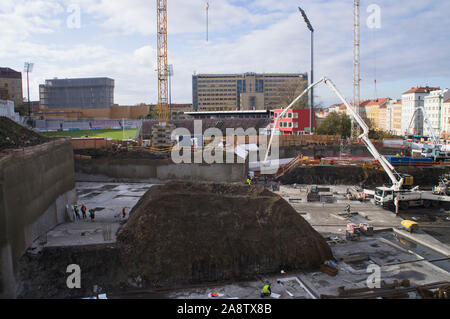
[[146, 107, 159, 120], [267, 78, 308, 109], [316, 112, 352, 137]]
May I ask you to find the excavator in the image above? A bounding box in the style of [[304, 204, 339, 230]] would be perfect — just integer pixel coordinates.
[[264, 77, 450, 214]]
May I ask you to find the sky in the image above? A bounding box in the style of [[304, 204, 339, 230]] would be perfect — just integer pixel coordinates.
[[1, 0, 449, 107]]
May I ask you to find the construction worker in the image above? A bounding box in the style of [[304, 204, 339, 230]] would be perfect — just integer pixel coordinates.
[[246, 176, 252, 185], [73, 204, 80, 220], [261, 283, 272, 298], [89, 209, 95, 222], [345, 204, 351, 213], [81, 204, 87, 220]]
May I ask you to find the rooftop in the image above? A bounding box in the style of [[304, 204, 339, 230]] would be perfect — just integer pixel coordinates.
[[0, 67, 22, 79], [403, 86, 440, 95]]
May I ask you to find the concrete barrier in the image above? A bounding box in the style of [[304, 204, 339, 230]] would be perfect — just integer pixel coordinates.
[[0, 138, 76, 298], [75, 157, 247, 183]]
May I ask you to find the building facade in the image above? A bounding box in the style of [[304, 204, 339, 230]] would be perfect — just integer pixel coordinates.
[[273, 109, 315, 135], [423, 89, 450, 138], [39, 77, 114, 109], [0, 67, 23, 107], [192, 73, 308, 111], [363, 98, 389, 131], [442, 99, 450, 140], [386, 100, 402, 135], [0, 100, 20, 121], [401, 86, 440, 136]]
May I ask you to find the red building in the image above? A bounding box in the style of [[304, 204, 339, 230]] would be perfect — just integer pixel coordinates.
[[273, 109, 315, 135]]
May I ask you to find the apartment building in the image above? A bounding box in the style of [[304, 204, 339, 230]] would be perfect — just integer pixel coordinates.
[[0, 67, 23, 107], [401, 86, 440, 136], [386, 100, 402, 135], [442, 99, 450, 140], [192, 73, 308, 111], [423, 89, 450, 138], [364, 98, 389, 130]]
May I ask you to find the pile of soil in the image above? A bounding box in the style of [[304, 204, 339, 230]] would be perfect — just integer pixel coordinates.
[[0, 117, 50, 152], [117, 181, 332, 287]]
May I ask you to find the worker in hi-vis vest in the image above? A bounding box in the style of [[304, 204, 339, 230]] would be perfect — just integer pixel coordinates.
[[261, 284, 271, 297]]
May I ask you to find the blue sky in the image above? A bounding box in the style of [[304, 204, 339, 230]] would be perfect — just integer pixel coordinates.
[[1, 0, 449, 107]]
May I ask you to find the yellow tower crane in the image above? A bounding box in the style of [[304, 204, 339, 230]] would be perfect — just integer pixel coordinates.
[[157, 0, 169, 124]]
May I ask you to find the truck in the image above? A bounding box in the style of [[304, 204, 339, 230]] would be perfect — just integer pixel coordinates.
[[421, 145, 450, 162], [265, 77, 450, 214]]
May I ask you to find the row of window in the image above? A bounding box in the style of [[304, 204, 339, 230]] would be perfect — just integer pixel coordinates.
[[279, 122, 299, 128]]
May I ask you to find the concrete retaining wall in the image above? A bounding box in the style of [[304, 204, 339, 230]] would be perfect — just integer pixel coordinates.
[[75, 158, 247, 183], [0, 138, 76, 298]]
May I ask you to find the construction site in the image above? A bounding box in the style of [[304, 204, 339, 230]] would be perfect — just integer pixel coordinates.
[[1, 1, 450, 302]]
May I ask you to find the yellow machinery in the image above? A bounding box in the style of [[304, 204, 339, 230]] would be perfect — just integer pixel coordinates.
[[157, 0, 169, 124], [401, 220, 419, 233]]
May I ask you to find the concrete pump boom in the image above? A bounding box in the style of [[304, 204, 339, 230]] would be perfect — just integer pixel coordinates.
[[406, 106, 439, 146], [265, 76, 404, 191]]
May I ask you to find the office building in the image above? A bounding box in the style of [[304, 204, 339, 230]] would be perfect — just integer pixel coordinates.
[[192, 73, 308, 111]]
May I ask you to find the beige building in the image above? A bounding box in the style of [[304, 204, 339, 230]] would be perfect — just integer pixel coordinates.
[[0, 67, 23, 107], [192, 73, 308, 111], [386, 99, 403, 135]]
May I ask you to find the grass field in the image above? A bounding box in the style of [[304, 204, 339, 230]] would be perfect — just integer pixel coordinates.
[[42, 129, 138, 140]]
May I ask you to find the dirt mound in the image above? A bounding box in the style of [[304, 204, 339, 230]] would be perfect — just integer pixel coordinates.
[[117, 181, 332, 287], [0, 117, 50, 151]]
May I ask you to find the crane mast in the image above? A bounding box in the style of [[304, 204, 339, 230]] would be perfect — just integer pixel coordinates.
[[157, 0, 169, 124]]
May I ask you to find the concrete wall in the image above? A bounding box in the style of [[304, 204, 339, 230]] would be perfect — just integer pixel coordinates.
[[75, 158, 247, 183], [0, 138, 76, 298]]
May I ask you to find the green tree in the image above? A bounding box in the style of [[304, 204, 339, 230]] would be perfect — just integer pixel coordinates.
[[316, 112, 351, 137]]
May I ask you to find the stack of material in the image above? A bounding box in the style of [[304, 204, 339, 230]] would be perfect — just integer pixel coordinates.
[[117, 181, 333, 287], [151, 123, 176, 147]]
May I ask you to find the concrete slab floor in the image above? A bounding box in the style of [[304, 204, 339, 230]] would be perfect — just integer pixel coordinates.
[[38, 182, 153, 247]]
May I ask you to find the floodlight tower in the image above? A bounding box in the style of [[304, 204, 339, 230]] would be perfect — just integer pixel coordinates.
[[24, 62, 34, 116]]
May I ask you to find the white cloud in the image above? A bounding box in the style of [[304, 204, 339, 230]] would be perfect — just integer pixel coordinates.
[[1, 0, 449, 107]]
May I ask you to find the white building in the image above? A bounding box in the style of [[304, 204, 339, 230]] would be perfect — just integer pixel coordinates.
[[0, 99, 20, 122], [423, 89, 450, 139], [442, 98, 450, 141], [401, 86, 440, 136]]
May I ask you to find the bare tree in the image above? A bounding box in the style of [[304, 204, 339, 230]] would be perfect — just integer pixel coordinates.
[[267, 79, 308, 109]]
